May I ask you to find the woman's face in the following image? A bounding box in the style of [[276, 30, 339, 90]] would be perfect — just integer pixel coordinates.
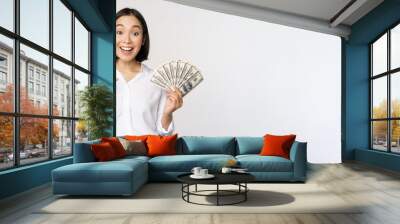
[[116, 15, 144, 62]]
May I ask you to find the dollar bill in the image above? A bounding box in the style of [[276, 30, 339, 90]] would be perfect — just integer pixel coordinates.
[[151, 60, 204, 96], [179, 72, 203, 96]]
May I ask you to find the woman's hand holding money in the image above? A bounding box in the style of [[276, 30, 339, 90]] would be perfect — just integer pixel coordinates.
[[161, 87, 183, 130]]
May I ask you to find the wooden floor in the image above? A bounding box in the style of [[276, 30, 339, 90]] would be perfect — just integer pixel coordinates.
[[1, 162, 400, 224]]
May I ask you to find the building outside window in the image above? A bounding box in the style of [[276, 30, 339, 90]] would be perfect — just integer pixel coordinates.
[[0, 0, 91, 170], [0, 54, 7, 89]]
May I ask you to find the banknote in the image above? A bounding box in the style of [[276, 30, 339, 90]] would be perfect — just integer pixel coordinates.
[[151, 60, 203, 96]]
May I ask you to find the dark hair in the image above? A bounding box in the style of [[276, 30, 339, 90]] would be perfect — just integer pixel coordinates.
[[116, 8, 150, 62]]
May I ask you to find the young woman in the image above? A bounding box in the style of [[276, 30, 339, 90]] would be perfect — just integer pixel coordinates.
[[116, 8, 183, 136]]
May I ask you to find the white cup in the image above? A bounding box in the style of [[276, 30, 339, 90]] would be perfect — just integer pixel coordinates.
[[191, 167, 202, 176], [200, 169, 208, 176], [221, 167, 232, 174]]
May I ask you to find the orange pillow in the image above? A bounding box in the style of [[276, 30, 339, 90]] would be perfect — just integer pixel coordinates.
[[146, 134, 177, 157], [260, 134, 296, 159], [124, 135, 150, 143], [91, 142, 117, 161], [101, 137, 126, 158]]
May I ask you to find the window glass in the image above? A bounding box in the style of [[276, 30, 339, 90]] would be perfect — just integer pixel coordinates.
[[0, 0, 14, 31], [0, 35, 14, 113], [75, 120, 88, 143], [53, 119, 72, 157], [391, 24, 400, 70], [74, 69, 89, 118], [74, 18, 89, 69], [372, 121, 388, 151], [372, 33, 387, 76], [372, 77, 387, 119], [53, 0, 72, 60], [391, 120, 400, 153], [391, 72, 400, 118], [20, 117, 49, 165], [53, 59, 72, 116], [0, 116, 13, 170], [20, 0, 49, 49], [20, 44, 49, 115]]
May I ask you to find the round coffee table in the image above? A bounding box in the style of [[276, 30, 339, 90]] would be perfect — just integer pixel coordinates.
[[177, 173, 255, 206]]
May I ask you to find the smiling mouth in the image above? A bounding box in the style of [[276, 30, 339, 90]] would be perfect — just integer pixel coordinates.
[[120, 47, 133, 52]]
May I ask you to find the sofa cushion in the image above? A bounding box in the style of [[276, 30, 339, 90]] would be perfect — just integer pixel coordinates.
[[53, 158, 147, 183], [101, 137, 127, 158], [236, 137, 263, 155], [91, 142, 118, 161], [236, 155, 293, 172], [147, 134, 177, 157], [149, 154, 235, 172], [177, 136, 236, 155], [260, 134, 296, 159], [118, 138, 147, 156]]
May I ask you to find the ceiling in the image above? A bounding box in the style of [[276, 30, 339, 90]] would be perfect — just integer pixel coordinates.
[[164, 0, 384, 38]]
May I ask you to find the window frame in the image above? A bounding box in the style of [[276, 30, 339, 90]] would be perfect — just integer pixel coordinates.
[[0, 0, 92, 171], [370, 21, 400, 154]]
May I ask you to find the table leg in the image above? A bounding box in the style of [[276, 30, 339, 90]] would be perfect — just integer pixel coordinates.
[[195, 184, 198, 192], [217, 184, 219, 206], [187, 184, 190, 202], [245, 183, 247, 201]]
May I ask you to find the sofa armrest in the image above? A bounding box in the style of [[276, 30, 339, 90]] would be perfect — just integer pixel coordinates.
[[73, 141, 99, 163], [289, 141, 307, 181]]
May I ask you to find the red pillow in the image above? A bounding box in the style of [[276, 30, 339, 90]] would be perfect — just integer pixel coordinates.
[[101, 137, 126, 158], [146, 134, 177, 157], [91, 142, 117, 161], [260, 134, 296, 159]]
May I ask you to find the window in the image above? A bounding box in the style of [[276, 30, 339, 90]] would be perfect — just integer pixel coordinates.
[[0, 71, 6, 85], [0, 54, 7, 87], [36, 83, 40, 95], [0, 0, 91, 170], [28, 81, 34, 94], [42, 85, 46, 97], [35, 70, 40, 81], [371, 23, 400, 154], [28, 67, 34, 80], [0, 54, 7, 67]]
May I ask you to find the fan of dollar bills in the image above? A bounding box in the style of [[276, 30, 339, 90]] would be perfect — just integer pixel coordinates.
[[151, 60, 203, 96]]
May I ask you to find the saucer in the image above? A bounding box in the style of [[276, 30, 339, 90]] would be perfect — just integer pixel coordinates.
[[190, 174, 215, 179]]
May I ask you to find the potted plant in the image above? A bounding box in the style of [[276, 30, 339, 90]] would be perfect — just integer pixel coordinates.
[[79, 84, 113, 140]]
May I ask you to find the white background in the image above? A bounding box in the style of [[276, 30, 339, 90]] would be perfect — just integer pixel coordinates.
[[117, 0, 342, 163]]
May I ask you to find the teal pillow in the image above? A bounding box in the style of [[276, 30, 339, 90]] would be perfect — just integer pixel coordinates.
[[177, 136, 236, 155], [236, 137, 263, 155]]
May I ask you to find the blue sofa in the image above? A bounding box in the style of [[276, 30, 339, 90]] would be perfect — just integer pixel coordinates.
[[52, 136, 307, 195]]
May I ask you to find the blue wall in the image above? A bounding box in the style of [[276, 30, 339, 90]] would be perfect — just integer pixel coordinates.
[[0, 0, 115, 200], [343, 0, 400, 170], [0, 158, 72, 199]]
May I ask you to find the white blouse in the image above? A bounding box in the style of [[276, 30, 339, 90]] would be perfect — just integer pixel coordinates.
[[116, 64, 174, 136]]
